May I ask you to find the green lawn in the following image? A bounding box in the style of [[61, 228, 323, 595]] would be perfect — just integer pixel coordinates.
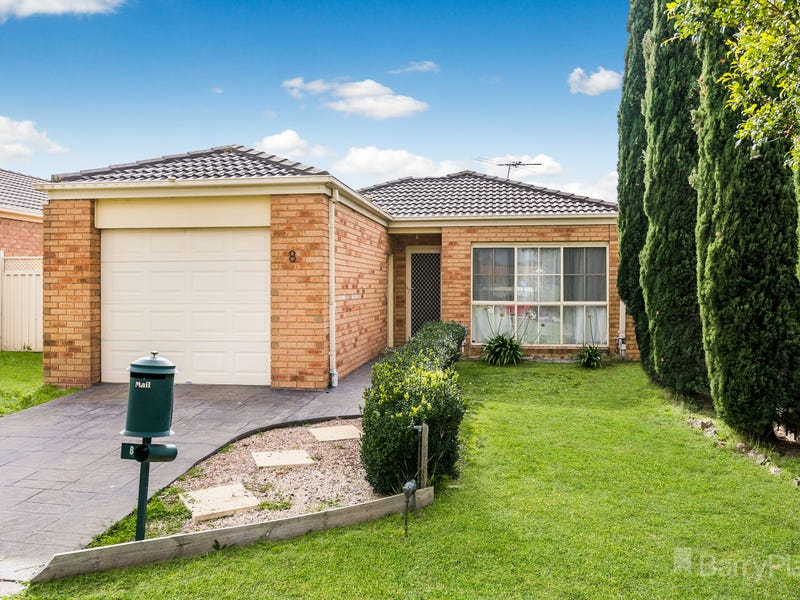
[[21, 362, 800, 599], [0, 352, 74, 416]]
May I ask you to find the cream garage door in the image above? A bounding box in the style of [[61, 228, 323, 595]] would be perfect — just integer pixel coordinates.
[[101, 228, 270, 385]]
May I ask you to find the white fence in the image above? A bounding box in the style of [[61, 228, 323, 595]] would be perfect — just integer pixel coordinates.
[[0, 252, 43, 351]]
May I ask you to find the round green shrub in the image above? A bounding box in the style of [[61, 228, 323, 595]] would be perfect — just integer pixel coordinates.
[[361, 320, 467, 494]]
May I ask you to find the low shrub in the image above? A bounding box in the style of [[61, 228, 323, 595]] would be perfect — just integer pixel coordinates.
[[361, 321, 467, 494], [480, 334, 524, 366], [576, 344, 602, 368]]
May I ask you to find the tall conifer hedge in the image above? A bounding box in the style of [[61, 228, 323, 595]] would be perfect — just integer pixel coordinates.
[[617, 0, 654, 379], [695, 34, 800, 439], [640, 0, 708, 396]]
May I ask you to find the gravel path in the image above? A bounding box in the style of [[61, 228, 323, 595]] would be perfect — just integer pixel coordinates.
[[167, 418, 382, 533]]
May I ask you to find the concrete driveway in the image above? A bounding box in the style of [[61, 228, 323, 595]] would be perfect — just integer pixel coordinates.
[[0, 364, 369, 585]]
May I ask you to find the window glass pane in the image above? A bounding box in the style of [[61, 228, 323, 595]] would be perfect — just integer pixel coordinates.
[[540, 248, 560, 274], [586, 248, 606, 274], [563, 306, 607, 344], [518, 248, 537, 274], [563, 306, 583, 344], [471, 304, 514, 342], [473, 248, 514, 301], [516, 305, 562, 345], [517, 248, 537, 302], [564, 275, 584, 302], [539, 306, 562, 344], [540, 275, 560, 302], [518, 281, 536, 303], [585, 275, 606, 301], [517, 248, 560, 302], [563, 248, 583, 275], [471, 306, 493, 343], [586, 306, 608, 345], [564, 248, 606, 301], [516, 305, 539, 344]]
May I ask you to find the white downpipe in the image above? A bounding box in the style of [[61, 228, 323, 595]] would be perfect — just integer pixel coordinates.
[[329, 190, 339, 387]]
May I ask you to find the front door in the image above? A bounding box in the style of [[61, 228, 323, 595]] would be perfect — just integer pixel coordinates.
[[407, 247, 441, 338]]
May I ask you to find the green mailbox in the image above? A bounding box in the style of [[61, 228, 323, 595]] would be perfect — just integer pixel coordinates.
[[121, 351, 176, 438]]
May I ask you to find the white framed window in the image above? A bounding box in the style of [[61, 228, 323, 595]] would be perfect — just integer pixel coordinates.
[[471, 245, 608, 346]]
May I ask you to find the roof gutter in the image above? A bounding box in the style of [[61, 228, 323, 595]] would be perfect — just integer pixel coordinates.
[[386, 212, 618, 231], [0, 208, 43, 223]]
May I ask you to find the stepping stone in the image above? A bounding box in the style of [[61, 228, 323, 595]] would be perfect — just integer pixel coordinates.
[[180, 483, 259, 523], [309, 424, 362, 441], [252, 449, 315, 468]]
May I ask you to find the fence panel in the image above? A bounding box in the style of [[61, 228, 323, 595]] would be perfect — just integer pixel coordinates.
[[1, 254, 43, 351]]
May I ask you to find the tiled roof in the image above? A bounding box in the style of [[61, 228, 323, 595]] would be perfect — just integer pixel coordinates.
[[0, 168, 47, 215], [52, 145, 329, 182], [359, 171, 617, 218]]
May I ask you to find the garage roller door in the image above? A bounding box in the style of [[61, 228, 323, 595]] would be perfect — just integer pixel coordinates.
[[101, 228, 270, 384]]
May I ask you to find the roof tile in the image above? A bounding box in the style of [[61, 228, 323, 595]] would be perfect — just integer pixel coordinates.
[[0, 168, 47, 215], [359, 170, 617, 218], [52, 145, 328, 182]]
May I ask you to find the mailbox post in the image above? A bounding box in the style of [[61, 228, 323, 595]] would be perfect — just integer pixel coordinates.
[[120, 352, 178, 541]]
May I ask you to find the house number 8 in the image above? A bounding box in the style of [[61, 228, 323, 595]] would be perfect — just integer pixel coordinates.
[[288, 250, 297, 263]]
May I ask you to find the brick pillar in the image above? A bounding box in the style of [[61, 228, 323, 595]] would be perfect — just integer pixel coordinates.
[[43, 199, 101, 388], [270, 194, 330, 389]]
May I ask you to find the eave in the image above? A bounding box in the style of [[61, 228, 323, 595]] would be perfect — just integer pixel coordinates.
[[36, 176, 392, 227]]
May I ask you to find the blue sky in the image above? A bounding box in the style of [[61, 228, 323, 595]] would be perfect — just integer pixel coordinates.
[[1, 0, 629, 200]]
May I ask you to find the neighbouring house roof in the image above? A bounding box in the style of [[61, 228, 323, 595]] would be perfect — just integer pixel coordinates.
[[52, 145, 329, 182], [0, 168, 47, 216], [359, 171, 617, 219]]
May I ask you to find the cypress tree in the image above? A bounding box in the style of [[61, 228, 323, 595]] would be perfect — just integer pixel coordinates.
[[695, 33, 800, 439], [640, 0, 707, 396], [617, 0, 655, 379]]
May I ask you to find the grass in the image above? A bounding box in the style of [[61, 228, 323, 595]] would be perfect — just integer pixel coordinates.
[[0, 352, 75, 416], [87, 487, 192, 547], [20, 361, 800, 599]]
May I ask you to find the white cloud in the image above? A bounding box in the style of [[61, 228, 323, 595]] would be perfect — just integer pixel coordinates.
[[253, 129, 327, 160], [0, 0, 124, 21], [326, 93, 428, 120], [563, 171, 618, 202], [282, 76, 428, 120], [568, 67, 622, 96], [332, 146, 469, 182], [0, 115, 67, 161], [389, 60, 440, 74], [480, 154, 563, 179], [281, 77, 335, 99], [333, 79, 393, 98], [210, 87, 224, 94]]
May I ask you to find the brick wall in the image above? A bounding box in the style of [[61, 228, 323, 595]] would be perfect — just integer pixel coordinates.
[[440, 223, 635, 360], [334, 203, 390, 378], [42, 199, 100, 387], [270, 194, 331, 389], [389, 234, 442, 345], [0, 216, 43, 256]]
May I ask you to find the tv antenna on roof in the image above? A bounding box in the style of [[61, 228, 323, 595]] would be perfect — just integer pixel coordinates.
[[475, 158, 542, 179]]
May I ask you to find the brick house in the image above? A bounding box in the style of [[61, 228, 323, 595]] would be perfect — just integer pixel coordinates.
[[40, 146, 636, 389], [0, 168, 46, 256]]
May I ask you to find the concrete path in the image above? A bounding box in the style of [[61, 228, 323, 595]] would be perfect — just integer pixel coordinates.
[[0, 364, 370, 586]]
